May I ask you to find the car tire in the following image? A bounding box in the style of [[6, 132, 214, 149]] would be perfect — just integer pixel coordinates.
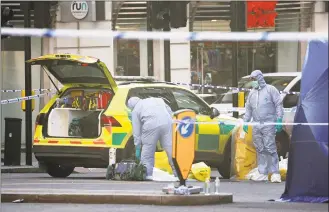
[[46, 164, 74, 178], [218, 136, 232, 179], [275, 130, 290, 159]]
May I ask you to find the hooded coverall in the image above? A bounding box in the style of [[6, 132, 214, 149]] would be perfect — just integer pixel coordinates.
[[127, 97, 177, 177], [243, 70, 284, 175]]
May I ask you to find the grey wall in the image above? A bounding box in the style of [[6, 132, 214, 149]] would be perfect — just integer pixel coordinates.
[[1, 37, 42, 149]]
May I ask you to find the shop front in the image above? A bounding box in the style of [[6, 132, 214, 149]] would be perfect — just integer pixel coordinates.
[[190, 41, 277, 88]]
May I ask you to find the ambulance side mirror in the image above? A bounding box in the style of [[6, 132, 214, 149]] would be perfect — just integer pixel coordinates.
[[210, 107, 220, 119]]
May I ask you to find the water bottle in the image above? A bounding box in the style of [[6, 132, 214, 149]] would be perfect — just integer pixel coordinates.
[[215, 177, 220, 194], [167, 183, 175, 194], [204, 178, 210, 195]]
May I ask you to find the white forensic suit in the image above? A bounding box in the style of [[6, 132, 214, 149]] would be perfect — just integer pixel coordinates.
[[127, 97, 177, 180]]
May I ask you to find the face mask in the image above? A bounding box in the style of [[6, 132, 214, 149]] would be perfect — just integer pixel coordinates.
[[251, 81, 259, 89]]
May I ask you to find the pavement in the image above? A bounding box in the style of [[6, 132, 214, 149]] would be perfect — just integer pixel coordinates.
[[1, 172, 231, 205], [1, 151, 41, 173], [2, 202, 328, 212], [1, 172, 328, 212]]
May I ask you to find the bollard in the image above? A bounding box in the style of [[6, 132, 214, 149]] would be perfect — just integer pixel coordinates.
[[4, 118, 22, 166]]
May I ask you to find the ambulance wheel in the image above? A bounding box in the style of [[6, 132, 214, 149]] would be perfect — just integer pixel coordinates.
[[46, 164, 74, 178], [218, 137, 232, 179]]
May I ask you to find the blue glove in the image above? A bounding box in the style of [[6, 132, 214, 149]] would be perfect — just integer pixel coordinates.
[[276, 118, 283, 133], [243, 124, 248, 133], [135, 145, 141, 160]]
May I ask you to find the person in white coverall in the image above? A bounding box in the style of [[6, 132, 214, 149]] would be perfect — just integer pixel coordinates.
[[243, 70, 284, 183], [127, 97, 177, 180]]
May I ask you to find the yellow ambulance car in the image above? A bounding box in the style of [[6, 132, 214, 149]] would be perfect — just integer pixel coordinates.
[[29, 54, 241, 179]]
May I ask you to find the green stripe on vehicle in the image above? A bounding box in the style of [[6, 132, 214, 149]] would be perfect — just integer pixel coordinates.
[[195, 124, 199, 134], [219, 124, 235, 135], [112, 133, 127, 145], [198, 134, 219, 151]]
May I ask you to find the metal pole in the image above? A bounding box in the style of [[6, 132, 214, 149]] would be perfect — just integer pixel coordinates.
[[196, 46, 199, 84], [231, 1, 246, 119], [232, 41, 239, 118], [24, 3, 32, 166], [146, 2, 154, 76], [201, 47, 204, 94], [163, 14, 171, 82]]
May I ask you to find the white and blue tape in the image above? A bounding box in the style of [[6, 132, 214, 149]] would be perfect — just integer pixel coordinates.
[[172, 82, 300, 95], [214, 107, 297, 113], [1, 88, 54, 93], [1, 92, 55, 105], [1, 92, 325, 127], [173, 119, 329, 127], [1, 28, 328, 41]]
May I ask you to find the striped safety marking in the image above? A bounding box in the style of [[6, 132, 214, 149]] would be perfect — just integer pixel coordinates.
[[93, 140, 105, 145], [70, 141, 82, 144], [44, 140, 106, 145]]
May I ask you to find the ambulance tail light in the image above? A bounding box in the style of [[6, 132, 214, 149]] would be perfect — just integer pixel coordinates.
[[101, 115, 121, 127]]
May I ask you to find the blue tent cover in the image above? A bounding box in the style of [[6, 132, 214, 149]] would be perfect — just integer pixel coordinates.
[[281, 40, 328, 203]]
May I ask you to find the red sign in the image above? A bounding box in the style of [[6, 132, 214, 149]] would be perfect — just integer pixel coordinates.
[[247, 1, 278, 28]]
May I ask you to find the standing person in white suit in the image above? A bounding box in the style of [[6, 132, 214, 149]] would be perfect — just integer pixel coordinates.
[[243, 70, 284, 183]]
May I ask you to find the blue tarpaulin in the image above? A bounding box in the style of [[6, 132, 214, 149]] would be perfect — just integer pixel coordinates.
[[281, 40, 328, 203]]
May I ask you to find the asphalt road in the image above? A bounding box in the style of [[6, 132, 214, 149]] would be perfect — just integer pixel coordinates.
[[1, 172, 328, 212], [2, 202, 328, 212]]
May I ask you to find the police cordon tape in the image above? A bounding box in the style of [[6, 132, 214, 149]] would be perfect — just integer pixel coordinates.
[[1, 27, 328, 41], [215, 107, 297, 113], [173, 119, 329, 127], [0, 78, 300, 95], [1, 88, 54, 93], [0, 91, 55, 105], [172, 82, 300, 95], [1, 92, 326, 126]]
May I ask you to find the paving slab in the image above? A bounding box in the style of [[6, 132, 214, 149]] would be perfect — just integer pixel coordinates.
[[1, 165, 45, 173], [1, 172, 232, 205], [2, 172, 286, 204]]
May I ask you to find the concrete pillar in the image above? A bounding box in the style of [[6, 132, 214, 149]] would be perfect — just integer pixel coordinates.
[[138, 25, 148, 77], [113, 39, 117, 74], [153, 38, 165, 81], [276, 13, 299, 72], [170, 5, 190, 84], [41, 37, 56, 106], [313, 2, 328, 33]]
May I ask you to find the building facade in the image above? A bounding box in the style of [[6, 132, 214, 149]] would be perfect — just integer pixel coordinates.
[[0, 1, 328, 150]]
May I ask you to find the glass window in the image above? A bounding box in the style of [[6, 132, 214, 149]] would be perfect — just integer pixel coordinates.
[[169, 88, 211, 115], [117, 40, 140, 76], [126, 87, 176, 110], [217, 76, 296, 104], [45, 60, 109, 84], [290, 80, 300, 92]]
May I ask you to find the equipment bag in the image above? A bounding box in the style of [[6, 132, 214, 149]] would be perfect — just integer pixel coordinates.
[[79, 112, 99, 138], [68, 118, 82, 136], [106, 160, 147, 181]]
